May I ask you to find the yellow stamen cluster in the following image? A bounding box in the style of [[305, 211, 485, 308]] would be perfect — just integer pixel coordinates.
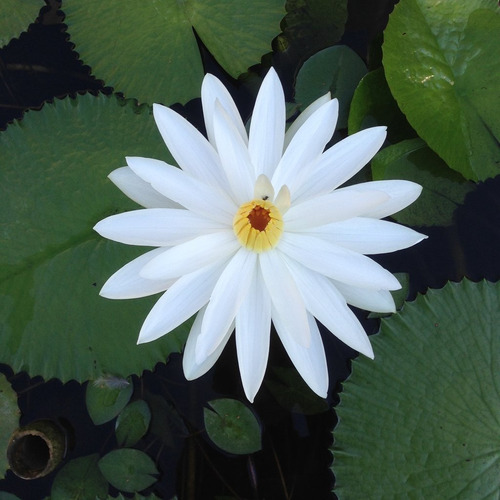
[[233, 199, 284, 252]]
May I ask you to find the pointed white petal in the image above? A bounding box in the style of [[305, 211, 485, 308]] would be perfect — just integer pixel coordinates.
[[126, 156, 236, 224], [259, 250, 310, 346], [100, 248, 174, 299], [137, 259, 227, 343], [152, 103, 228, 189], [272, 99, 339, 192], [340, 180, 423, 219], [284, 190, 388, 231], [140, 231, 239, 280], [235, 264, 272, 402], [284, 257, 374, 357], [94, 208, 227, 247], [182, 305, 234, 380], [284, 93, 331, 150], [273, 311, 329, 398], [213, 103, 255, 203], [332, 280, 396, 313], [293, 126, 387, 202], [108, 167, 179, 208], [248, 68, 286, 178], [196, 249, 257, 362], [201, 73, 248, 147], [302, 217, 427, 254], [279, 232, 401, 290], [254, 174, 275, 200]]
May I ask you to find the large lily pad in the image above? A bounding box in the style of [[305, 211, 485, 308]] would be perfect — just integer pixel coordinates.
[[383, 0, 500, 181], [0, 93, 188, 383], [63, 0, 284, 105], [0, 0, 42, 48], [333, 280, 500, 499]]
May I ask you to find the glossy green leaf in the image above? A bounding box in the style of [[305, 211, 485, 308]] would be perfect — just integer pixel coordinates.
[[295, 45, 367, 128], [383, 0, 500, 180], [204, 399, 261, 455], [98, 449, 159, 493], [348, 67, 416, 143], [51, 454, 108, 500], [0, 0, 42, 47], [0, 374, 20, 479], [86, 379, 133, 426], [0, 94, 189, 383], [372, 138, 474, 226], [115, 400, 151, 447], [64, 0, 284, 105], [334, 280, 500, 499]]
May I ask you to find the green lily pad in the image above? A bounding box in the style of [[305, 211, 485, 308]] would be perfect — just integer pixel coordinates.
[[383, 0, 500, 181], [98, 449, 159, 493], [333, 280, 500, 499], [0, 374, 20, 479], [372, 138, 474, 226], [115, 400, 151, 447], [51, 454, 108, 500], [0, 0, 42, 48], [295, 45, 367, 128], [86, 379, 133, 426], [0, 93, 188, 383], [63, 0, 284, 105], [204, 399, 261, 455]]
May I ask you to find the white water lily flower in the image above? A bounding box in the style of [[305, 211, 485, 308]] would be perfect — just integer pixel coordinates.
[[94, 68, 426, 402]]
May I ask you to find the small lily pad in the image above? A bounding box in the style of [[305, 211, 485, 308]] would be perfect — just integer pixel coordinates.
[[333, 279, 500, 499], [98, 449, 159, 493], [86, 379, 133, 426], [204, 399, 261, 455], [115, 400, 151, 447], [0, 374, 20, 479]]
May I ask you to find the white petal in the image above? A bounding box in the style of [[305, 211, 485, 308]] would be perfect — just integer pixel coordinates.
[[94, 208, 227, 247], [152, 103, 228, 189], [340, 180, 423, 219], [126, 156, 237, 224], [259, 251, 310, 346], [213, 103, 255, 203], [284, 257, 374, 357], [284, 93, 331, 150], [273, 310, 329, 398], [140, 231, 239, 280], [279, 232, 401, 290], [302, 217, 427, 254], [182, 305, 234, 380], [196, 249, 257, 362], [108, 167, 179, 208], [332, 280, 396, 313], [201, 73, 248, 147], [284, 190, 388, 231], [235, 264, 272, 402], [137, 259, 227, 343], [293, 126, 387, 202], [100, 248, 174, 299], [248, 68, 286, 178], [272, 99, 339, 192]]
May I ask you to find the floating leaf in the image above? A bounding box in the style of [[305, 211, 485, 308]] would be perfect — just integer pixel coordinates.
[[86, 380, 133, 426], [348, 67, 416, 143], [0, 374, 20, 479], [334, 280, 500, 499], [0, 0, 41, 48], [295, 45, 367, 128], [372, 138, 475, 226], [383, 0, 500, 180], [0, 94, 188, 383], [204, 399, 261, 455], [64, 0, 284, 105], [98, 449, 159, 493], [0, 493, 21, 500], [115, 400, 151, 447], [51, 454, 108, 500]]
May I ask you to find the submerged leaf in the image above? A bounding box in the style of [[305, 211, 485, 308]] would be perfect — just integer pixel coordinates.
[[334, 280, 500, 499], [115, 400, 151, 447]]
